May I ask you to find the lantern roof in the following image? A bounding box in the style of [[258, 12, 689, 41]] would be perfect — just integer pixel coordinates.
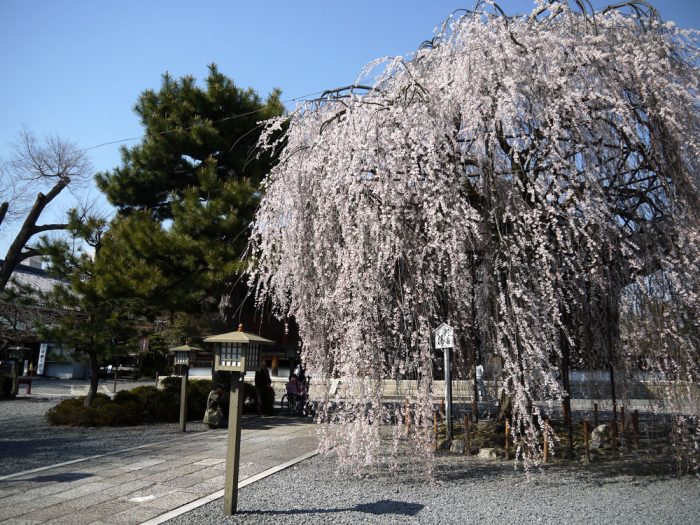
[[168, 344, 203, 353], [203, 324, 275, 345]]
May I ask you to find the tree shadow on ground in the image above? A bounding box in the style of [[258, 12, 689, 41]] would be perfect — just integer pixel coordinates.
[[240, 499, 424, 517], [25, 472, 94, 482], [0, 471, 94, 483], [237, 415, 315, 432], [430, 451, 680, 486], [348, 444, 684, 487]]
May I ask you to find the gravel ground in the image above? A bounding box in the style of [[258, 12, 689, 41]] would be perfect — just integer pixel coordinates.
[[166, 451, 700, 525], [0, 397, 207, 476], [2, 395, 698, 524]]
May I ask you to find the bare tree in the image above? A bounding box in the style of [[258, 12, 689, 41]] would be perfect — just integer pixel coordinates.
[[0, 130, 91, 291]]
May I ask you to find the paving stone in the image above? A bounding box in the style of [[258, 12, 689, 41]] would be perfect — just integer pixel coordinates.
[[1, 518, 43, 525], [193, 458, 225, 466], [0, 504, 30, 521], [61, 490, 116, 509], [53, 481, 113, 500], [140, 464, 206, 483], [183, 476, 226, 494], [246, 435, 276, 444], [131, 461, 173, 475], [103, 468, 156, 483], [122, 483, 178, 499], [1, 417, 319, 525], [102, 479, 156, 497], [43, 510, 105, 525], [203, 462, 226, 472], [0, 494, 67, 516], [93, 467, 134, 478], [140, 490, 202, 510], [100, 505, 165, 524], [119, 459, 167, 471], [16, 501, 78, 522], [0, 480, 38, 492], [160, 471, 214, 489], [82, 499, 136, 518]]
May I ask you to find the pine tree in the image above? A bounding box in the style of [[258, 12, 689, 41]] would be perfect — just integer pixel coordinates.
[[95, 64, 284, 317], [40, 213, 139, 406]]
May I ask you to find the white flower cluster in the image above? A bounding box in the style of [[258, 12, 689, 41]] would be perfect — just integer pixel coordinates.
[[250, 1, 700, 473]]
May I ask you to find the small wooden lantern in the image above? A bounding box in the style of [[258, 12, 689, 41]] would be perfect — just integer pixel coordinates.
[[169, 344, 199, 367], [168, 343, 202, 433], [204, 324, 276, 516], [7, 346, 29, 360], [205, 324, 274, 372]]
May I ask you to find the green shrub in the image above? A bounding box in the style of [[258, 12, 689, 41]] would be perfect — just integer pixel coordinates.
[[160, 375, 182, 393], [46, 378, 214, 426], [113, 390, 140, 405], [130, 385, 162, 421], [160, 376, 213, 422], [91, 393, 112, 408], [187, 379, 212, 420], [95, 401, 143, 426], [46, 398, 98, 426]]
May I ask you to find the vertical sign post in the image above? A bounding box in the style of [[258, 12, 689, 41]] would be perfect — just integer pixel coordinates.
[[435, 323, 454, 441], [37, 344, 47, 376]]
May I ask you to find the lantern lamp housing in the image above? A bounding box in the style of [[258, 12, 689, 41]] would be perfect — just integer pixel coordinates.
[[205, 327, 274, 373], [168, 344, 201, 367]]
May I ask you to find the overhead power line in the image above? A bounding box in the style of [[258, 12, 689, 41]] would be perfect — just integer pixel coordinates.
[[79, 89, 328, 154]]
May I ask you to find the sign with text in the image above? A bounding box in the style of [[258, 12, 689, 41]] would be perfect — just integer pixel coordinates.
[[434, 323, 454, 349], [37, 344, 47, 375]]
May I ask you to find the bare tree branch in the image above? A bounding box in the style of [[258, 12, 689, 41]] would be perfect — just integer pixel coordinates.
[[31, 223, 70, 235], [0, 130, 92, 292]]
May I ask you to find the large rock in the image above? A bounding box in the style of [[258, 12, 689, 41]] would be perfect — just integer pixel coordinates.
[[436, 438, 452, 450], [450, 440, 465, 454], [590, 424, 611, 448], [477, 447, 499, 460]]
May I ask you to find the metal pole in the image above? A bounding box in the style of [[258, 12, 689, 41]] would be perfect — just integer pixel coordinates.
[[223, 371, 245, 515], [113, 364, 119, 395], [179, 365, 189, 432], [444, 347, 453, 440]]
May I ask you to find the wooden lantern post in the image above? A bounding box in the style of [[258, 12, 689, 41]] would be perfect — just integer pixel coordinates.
[[205, 324, 274, 516], [169, 344, 201, 433]]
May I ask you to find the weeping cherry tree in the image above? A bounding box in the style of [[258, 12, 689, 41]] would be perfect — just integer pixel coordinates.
[[249, 1, 700, 472]]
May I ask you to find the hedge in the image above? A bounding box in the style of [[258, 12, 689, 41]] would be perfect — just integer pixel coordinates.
[[46, 379, 213, 427]]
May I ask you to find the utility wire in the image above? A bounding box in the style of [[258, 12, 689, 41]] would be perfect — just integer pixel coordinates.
[[79, 89, 328, 154]]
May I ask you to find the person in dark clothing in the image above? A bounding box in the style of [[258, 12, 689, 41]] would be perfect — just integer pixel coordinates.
[[293, 363, 306, 389], [254, 363, 273, 415]]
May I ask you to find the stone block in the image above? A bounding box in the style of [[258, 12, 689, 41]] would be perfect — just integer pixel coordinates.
[[477, 447, 499, 460]]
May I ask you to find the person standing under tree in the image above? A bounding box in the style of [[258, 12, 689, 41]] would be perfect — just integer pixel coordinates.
[[293, 362, 306, 389], [476, 363, 486, 401], [255, 362, 273, 415]]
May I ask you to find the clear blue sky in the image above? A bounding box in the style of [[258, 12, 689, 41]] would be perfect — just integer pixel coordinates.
[[1, 0, 698, 253]]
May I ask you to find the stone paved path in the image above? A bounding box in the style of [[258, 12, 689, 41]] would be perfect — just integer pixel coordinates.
[[0, 416, 318, 524]]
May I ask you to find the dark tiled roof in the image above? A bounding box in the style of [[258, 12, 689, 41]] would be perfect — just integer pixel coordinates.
[[0, 259, 63, 293]]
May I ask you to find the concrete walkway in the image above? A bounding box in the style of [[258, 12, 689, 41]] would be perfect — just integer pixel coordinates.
[[0, 416, 318, 525]]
